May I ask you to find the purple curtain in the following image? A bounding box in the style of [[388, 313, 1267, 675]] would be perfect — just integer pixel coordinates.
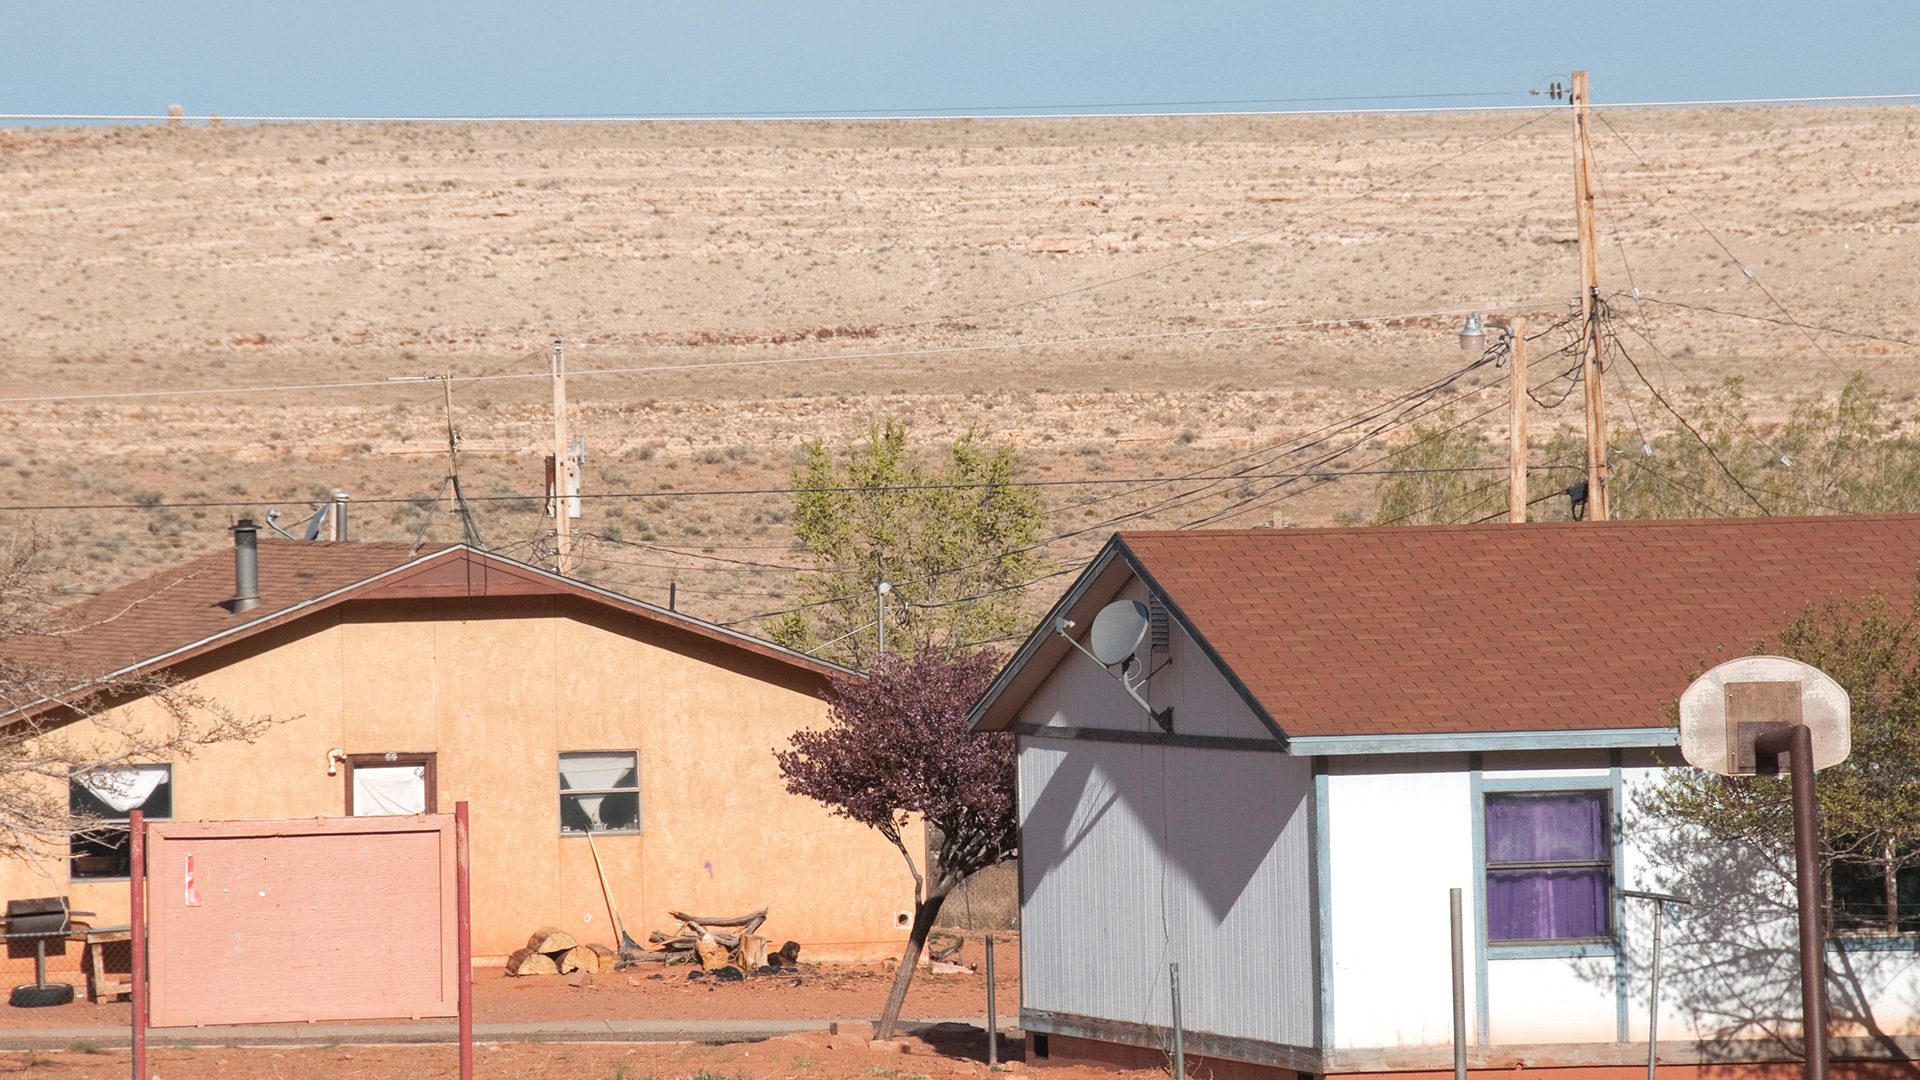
[[1485, 792, 1611, 941]]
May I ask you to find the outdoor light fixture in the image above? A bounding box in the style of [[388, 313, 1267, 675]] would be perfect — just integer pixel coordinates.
[[1458, 311, 1487, 353]]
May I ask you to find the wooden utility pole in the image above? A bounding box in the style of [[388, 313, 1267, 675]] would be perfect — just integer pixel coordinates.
[[1509, 316, 1529, 523], [551, 340, 574, 576], [1571, 70, 1610, 520]]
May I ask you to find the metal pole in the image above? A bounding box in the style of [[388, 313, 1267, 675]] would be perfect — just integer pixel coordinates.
[[551, 340, 572, 576], [129, 809, 146, 1080], [1451, 887, 1468, 1080], [877, 582, 890, 657], [1619, 889, 1691, 1080], [330, 490, 350, 542], [1647, 901, 1663, 1080], [456, 801, 473, 1080], [1169, 962, 1185, 1080], [1755, 725, 1828, 1080], [985, 934, 998, 1066]]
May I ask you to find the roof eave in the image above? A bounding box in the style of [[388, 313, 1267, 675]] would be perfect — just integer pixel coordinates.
[[6, 545, 854, 722]]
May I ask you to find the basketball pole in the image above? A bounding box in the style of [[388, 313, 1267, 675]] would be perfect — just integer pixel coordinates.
[[456, 801, 474, 1080], [1755, 727, 1829, 1080], [129, 809, 146, 1080]]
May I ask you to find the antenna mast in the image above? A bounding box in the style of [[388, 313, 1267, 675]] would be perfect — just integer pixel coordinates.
[[550, 340, 575, 576], [388, 371, 485, 551], [1571, 70, 1610, 520]]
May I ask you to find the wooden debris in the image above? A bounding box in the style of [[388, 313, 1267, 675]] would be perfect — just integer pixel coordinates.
[[737, 934, 769, 970], [584, 943, 617, 971], [506, 948, 560, 977], [930, 940, 963, 963], [668, 907, 767, 929], [696, 936, 732, 971], [527, 927, 577, 954]]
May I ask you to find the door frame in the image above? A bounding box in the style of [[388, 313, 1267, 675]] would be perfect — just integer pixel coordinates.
[[343, 752, 438, 816]]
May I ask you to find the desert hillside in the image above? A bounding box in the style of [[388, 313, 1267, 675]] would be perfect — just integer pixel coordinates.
[[2, 108, 1916, 625]]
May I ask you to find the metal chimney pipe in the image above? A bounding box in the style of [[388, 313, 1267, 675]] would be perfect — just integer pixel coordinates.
[[330, 490, 350, 541], [230, 518, 261, 614]]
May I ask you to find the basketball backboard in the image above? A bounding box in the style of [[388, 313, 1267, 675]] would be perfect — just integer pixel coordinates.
[[1678, 656, 1849, 776]]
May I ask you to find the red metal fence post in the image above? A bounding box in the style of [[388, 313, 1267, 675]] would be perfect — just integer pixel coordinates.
[[129, 809, 146, 1080], [456, 801, 472, 1080]]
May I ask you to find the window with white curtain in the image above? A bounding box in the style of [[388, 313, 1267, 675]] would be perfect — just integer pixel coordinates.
[[558, 751, 640, 836], [70, 764, 173, 880]]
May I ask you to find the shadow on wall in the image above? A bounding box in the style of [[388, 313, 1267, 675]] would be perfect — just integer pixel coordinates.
[[1595, 806, 1920, 1055], [1019, 744, 1298, 924]]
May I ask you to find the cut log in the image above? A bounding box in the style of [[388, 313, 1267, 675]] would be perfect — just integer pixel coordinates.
[[557, 945, 607, 974], [527, 927, 578, 954], [506, 948, 560, 977], [585, 943, 617, 971], [736, 934, 769, 970], [668, 907, 768, 928], [695, 936, 731, 971]]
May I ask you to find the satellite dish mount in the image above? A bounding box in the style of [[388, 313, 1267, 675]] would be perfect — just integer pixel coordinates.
[[1056, 601, 1174, 732]]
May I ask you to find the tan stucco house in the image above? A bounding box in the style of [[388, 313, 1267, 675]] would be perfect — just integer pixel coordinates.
[[1, 530, 916, 962]]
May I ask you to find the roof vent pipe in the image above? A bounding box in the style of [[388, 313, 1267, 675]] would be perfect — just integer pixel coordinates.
[[330, 490, 350, 541], [230, 518, 261, 614]]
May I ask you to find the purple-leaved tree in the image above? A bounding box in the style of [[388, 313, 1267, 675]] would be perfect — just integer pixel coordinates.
[[776, 646, 1015, 1040]]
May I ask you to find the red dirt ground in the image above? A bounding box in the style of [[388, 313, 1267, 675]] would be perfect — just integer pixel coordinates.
[[0, 1029, 1148, 1080], [0, 942, 1021, 1029]]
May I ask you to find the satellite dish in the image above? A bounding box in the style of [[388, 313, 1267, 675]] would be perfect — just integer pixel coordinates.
[[1088, 601, 1150, 667]]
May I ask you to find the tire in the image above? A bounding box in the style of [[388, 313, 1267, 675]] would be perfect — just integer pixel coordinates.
[[10, 983, 75, 1008]]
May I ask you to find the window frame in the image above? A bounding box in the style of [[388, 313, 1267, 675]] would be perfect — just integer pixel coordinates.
[[68, 763, 175, 883], [343, 752, 438, 817], [557, 750, 642, 838], [1476, 775, 1621, 959]]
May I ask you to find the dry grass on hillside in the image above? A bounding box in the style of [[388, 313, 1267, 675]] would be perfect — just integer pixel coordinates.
[[2, 108, 1916, 624]]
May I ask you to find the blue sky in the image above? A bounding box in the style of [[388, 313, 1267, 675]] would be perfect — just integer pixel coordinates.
[[4, 1, 1916, 119]]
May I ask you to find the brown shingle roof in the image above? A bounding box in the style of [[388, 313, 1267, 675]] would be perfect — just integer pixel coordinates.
[[2, 540, 846, 694], [1119, 516, 1920, 738], [5, 541, 448, 679]]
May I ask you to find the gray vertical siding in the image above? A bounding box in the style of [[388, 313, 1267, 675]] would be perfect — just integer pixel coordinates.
[[1019, 736, 1317, 1047]]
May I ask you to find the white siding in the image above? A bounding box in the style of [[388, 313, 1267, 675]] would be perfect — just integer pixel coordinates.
[[1325, 754, 1477, 1048], [1021, 737, 1317, 1047]]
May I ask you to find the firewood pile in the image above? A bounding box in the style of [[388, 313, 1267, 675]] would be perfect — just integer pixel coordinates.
[[505, 927, 619, 977], [647, 907, 801, 972]]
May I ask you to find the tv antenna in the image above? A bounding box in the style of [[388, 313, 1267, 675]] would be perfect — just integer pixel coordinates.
[[388, 371, 486, 552]]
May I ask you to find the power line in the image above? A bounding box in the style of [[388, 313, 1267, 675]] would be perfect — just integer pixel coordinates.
[[0, 305, 1538, 405], [1631, 295, 1920, 350], [0, 464, 1538, 515], [1592, 113, 1852, 375], [7, 92, 1918, 125]]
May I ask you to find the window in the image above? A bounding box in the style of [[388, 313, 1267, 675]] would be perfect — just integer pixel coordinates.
[[558, 752, 640, 835], [1484, 789, 1612, 943], [344, 753, 437, 816], [70, 764, 173, 880], [1831, 858, 1920, 934]]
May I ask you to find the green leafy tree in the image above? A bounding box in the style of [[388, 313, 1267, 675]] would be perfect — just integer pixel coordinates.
[[1385, 375, 1920, 524], [772, 421, 1049, 668], [1642, 588, 1920, 931], [1370, 406, 1506, 525]]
